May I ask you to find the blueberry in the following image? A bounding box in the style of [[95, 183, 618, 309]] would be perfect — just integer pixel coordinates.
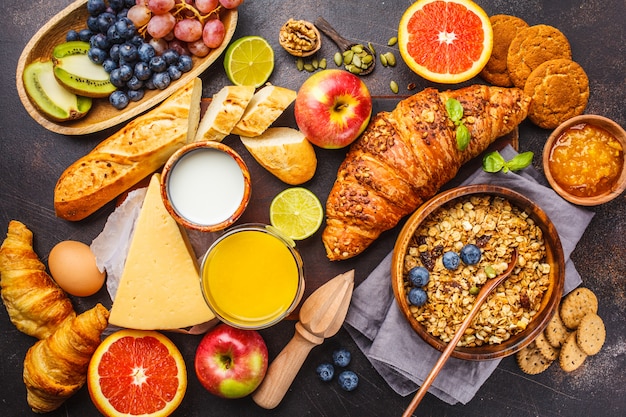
[[442, 251, 461, 270], [109, 90, 129, 110], [108, 0, 126, 12], [78, 29, 94, 42], [408, 266, 430, 287], [408, 287, 428, 306], [162, 49, 180, 66], [144, 77, 156, 90], [332, 348, 351, 368], [66, 29, 80, 42], [124, 0, 136, 7], [152, 72, 171, 89], [109, 44, 121, 62], [138, 43, 156, 62], [167, 65, 182, 80], [134, 61, 152, 81], [115, 17, 136, 39], [337, 370, 359, 391], [149, 56, 167, 73], [90, 32, 110, 50], [87, 16, 100, 33], [126, 76, 143, 91], [460, 244, 481, 265], [127, 88, 145, 102], [109, 68, 126, 88], [107, 24, 124, 45], [177, 54, 193, 72], [315, 363, 334, 382], [86, 0, 107, 17], [88, 47, 108, 64], [102, 58, 118, 73], [118, 64, 134, 81], [97, 12, 116, 34], [119, 43, 138, 62], [129, 35, 145, 48]]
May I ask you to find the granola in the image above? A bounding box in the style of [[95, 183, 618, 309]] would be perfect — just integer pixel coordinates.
[[403, 194, 551, 347]]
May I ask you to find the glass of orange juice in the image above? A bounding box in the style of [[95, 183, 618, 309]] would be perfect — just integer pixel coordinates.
[[200, 224, 305, 329]]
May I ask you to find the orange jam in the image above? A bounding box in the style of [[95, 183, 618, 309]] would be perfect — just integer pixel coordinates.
[[548, 123, 624, 197]]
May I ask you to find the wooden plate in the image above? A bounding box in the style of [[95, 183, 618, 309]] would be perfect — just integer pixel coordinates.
[[16, 0, 237, 135], [391, 184, 565, 360]]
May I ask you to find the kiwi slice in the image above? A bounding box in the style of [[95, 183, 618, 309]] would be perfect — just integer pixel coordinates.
[[52, 41, 116, 98], [23, 60, 92, 122]]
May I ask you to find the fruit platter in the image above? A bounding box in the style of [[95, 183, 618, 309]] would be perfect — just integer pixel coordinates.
[[1, 0, 625, 416], [16, 0, 237, 135]]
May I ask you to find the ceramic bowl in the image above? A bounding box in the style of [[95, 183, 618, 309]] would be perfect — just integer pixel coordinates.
[[543, 114, 626, 206], [391, 184, 565, 361], [160, 141, 251, 232]]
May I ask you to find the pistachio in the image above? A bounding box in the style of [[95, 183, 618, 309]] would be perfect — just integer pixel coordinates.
[[387, 36, 398, 46], [390, 80, 399, 94]]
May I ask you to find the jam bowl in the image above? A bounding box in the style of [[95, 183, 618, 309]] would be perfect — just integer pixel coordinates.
[[543, 114, 626, 206]]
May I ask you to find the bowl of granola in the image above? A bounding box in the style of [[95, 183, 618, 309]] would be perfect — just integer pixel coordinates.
[[391, 184, 565, 360]]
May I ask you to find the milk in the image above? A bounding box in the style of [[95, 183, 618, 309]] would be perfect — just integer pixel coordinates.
[[166, 148, 245, 226]]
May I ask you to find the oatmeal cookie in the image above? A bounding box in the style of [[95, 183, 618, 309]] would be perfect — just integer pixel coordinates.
[[480, 14, 529, 86]]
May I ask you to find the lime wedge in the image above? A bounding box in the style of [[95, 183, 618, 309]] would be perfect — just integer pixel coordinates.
[[270, 187, 323, 240], [224, 36, 275, 88]]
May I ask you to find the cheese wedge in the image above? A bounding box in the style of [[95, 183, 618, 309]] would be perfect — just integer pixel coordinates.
[[109, 173, 215, 330]]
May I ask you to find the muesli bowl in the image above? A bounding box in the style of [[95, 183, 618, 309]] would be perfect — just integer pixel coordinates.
[[391, 184, 565, 361]]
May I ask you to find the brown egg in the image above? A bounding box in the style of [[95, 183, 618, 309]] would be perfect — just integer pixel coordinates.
[[48, 240, 106, 297]]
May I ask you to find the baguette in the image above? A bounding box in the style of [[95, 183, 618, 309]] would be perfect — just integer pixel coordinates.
[[230, 85, 296, 137], [194, 85, 255, 142], [240, 127, 317, 185], [54, 78, 202, 221]]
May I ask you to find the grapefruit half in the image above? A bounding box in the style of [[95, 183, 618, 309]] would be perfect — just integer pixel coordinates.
[[398, 0, 493, 84], [87, 329, 187, 417]]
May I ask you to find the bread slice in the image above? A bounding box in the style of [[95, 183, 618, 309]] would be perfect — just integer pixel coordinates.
[[54, 78, 202, 221], [230, 85, 296, 137], [240, 127, 317, 185], [194, 85, 255, 142]]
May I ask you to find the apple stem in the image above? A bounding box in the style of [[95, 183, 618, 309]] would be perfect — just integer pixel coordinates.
[[221, 355, 232, 369]]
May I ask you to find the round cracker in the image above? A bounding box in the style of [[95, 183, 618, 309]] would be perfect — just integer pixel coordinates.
[[507, 24, 572, 89], [524, 58, 590, 129], [559, 331, 587, 372], [560, 287, 598, 329], [480, 15, 529, 86], [535, 331, 559, 361], [516, 341, 554, 375], [545, 310, 570, 348], [576, 313, 606, 356]]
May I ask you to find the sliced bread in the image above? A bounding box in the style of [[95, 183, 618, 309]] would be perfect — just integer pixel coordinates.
[[194, 85, 255, 142], [240, 127, 317, 185], [231, 85, 297, 137]]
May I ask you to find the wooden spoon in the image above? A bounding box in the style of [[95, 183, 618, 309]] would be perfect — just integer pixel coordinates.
[[402, 249, 519, 417], [314, 17, 375, 75], [252, 270, 355, 409]]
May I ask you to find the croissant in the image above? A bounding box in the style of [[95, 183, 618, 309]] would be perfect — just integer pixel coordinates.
[[0, 220, 75, 339], [23, 303, 109, 413], [323, 85, 532, 261]]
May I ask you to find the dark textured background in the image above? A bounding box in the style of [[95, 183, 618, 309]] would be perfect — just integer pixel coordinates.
[[1, 0, 625, 416]]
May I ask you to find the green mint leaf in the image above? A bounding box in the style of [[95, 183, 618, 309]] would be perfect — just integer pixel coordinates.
[[506, 151, 534, 171], [482, 151, 506, 173], [456, 124, 471, 151], [445, 98, 463, 122]]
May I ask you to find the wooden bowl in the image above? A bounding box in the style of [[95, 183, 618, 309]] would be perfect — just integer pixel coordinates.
[[16, 0, 237, 135], [542, 114, 626, 206], [391, 184, 565, 361]]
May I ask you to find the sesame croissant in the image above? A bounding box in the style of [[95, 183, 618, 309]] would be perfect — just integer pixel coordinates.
[[323, 85, 531, 260], [0, 220, 75, 339]]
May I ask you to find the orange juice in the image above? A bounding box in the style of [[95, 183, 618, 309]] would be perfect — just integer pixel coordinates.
[[200, 225, 304, 329]]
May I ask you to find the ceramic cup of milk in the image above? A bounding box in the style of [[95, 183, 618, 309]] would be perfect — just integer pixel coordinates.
[[160, 141, 251, 232]]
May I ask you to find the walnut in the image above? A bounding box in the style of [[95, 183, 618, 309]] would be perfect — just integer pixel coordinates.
[[279, 19, 321, 57]]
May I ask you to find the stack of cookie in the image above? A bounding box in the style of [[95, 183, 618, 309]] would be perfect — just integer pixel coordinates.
[[480, 15, 589, 129], [516, 287, 606, 374]]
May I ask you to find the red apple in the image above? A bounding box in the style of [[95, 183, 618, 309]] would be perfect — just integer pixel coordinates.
[[294, 69, 372, 149], [194, 323, 268, 399]]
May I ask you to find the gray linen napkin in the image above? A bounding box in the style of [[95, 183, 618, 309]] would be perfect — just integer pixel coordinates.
[[344, 145, 595, 405]]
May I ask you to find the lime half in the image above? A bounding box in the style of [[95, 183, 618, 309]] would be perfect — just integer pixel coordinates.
[[270, 187, 323, 240], [224, 36, 275, 88]]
